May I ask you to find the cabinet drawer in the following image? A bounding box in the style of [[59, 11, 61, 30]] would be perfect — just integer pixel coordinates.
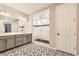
[[16, 37, 22, 42], [0, 36, 6, 39], [6, 35, 15, 38], [23, 34, 28, 37], [23, 36, 28, 44], [16, 35, 22, 38], [0, 36, 15, 39], [16, 41, 22, 46]]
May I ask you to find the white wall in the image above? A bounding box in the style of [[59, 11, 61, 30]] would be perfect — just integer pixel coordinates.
[[49, 6, 56, 48], [27, 15, 33, 33]]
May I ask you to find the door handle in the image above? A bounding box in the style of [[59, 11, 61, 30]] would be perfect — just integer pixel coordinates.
[[57, 33, 60, 35]]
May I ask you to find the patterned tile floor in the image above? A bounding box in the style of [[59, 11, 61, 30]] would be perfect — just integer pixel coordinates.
[[0, 43, 74, 56]]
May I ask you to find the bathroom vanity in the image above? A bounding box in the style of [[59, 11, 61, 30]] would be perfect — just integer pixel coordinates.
[[0, 32, 32, 52], [0, 4, 32, 53]]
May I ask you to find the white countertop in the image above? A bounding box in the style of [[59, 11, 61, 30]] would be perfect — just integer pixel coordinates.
[[0, 32, 32, 36]]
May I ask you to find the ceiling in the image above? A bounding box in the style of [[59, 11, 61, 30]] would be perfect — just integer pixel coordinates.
[[3, 3, 53, 15]]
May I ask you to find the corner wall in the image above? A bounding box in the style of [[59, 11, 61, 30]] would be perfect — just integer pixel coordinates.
[[27, 15, 33, 33], [49, 6, 56, 48]]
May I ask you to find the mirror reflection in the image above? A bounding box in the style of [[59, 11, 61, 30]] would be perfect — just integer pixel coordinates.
[[0, 15, 27, 33]]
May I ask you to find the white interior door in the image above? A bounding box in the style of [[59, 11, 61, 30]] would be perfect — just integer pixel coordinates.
[[56, 4, 77, 55]]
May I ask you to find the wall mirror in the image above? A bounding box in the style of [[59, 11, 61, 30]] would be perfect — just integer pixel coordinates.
[[0, 14, 27, 33]]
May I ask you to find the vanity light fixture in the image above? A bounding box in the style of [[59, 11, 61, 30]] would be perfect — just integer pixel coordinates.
[[0, 9, 10, 17]]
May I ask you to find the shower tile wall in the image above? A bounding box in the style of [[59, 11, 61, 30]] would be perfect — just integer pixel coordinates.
[[33, 26, 49, 40]]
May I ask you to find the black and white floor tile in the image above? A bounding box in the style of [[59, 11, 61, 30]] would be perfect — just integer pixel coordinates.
[[0, 43, 74, 56]]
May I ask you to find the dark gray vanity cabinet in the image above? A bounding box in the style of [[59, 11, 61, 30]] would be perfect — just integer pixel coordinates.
[[0, 33, 32, 52]]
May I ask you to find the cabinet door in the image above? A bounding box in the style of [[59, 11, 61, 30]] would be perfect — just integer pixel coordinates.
[[23, 36, 28, 44], [0, 39, 5, 51], [16, 41, 22, 46], [27, 34, 32, 43], [16, 37, 22, 46], [6, 38, 15, 49]]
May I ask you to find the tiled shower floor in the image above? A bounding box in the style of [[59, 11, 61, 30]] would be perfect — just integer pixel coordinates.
[[0, 43, 74, 56]]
